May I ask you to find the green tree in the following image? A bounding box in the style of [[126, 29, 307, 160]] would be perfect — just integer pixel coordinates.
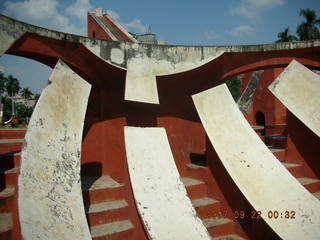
[[297, 9, 320, 40], [276, 27, 298, 42], [21, 87, 33, 103], [226, 76, 242, 101], [5, 75, 20, 116]]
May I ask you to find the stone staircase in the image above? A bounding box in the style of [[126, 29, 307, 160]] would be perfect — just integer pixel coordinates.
[[81, 175, 136, 239], [0, 126, 319, 240], [0, 129, 25, 239]]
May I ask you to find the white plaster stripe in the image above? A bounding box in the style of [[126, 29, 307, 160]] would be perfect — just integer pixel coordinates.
[[124, 127, 211, 240], [125, 58, 159, 104], [268, 60, 320, 137], [19, 59, 92, 240], [192, 84, 320, 240]]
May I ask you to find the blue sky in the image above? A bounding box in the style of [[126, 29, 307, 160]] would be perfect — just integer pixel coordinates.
[[0, 0, 319, 93]]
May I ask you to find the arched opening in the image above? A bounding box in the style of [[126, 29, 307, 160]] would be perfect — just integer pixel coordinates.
[[255, 112, 266, 136]]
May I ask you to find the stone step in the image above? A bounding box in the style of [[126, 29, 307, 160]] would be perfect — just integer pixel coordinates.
[[186, 163, 207, 169], [265, 135, 286, 148], [0, 213, 12, 233], [313, 192, 320, 200], [182, 177, 204, 187], [90, 219, 134, 240], [282, 162, 304, 178], [203, 217, 233, 228], [0, 186, 15, 199], [182, 177, 207, 199], [192, 197, 222, 219], [0, 186, 15, 213], [297, 177, 320, 193], [192, 197, 218, 208], [86, 200, 129, 226], [203, 217, 238, 238], [82, 175, 125, 204], [0, 168, 19, 187], [0, 139, 23, 154], [269, 148, 285, 161], [0, 129, 26, 139], [212, 234, 247, 240]]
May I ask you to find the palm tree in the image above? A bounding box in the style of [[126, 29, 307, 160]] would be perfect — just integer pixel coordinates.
[[21, 88, 33, 104], [297, 9, 320, 40], [5, 75, 20, 117], [276, 27, 298, 42]]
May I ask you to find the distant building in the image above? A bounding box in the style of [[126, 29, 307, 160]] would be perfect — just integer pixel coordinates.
[[88, 8, 166, 45]]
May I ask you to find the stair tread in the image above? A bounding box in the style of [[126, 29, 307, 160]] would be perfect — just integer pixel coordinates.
[[181, 177, 204, 187], [82, 175, 123, 191], [192, 197, 218, 208], [0, 139, 24, 144], [0, 213, 12, 232], [186, 163, 207, 169], [251, 125, 264, 130], [90, 219, 133, 238], [0, 167, 18, 174], [269, 148, 285, 153], [212, 234, 246, 240], [87, 199, 128, 213], [0, 186, 15, 198], [282, 162, 301, 168], [313, 192, 320, 200], [297, 177, 320, 185], [203, 217, 232, 228]]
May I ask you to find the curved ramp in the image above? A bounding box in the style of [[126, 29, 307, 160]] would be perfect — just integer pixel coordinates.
[[124, 127, 211, 240], [268, 60, 320, 137], [19, 60, 92, 240], [192, 84, 320, 240]]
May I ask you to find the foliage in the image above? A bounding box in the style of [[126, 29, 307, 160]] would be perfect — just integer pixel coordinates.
[[21, 87, 33, 100], [226, 76, 242, 101], [297, 9, 320, 40], [276, 8, 320, 42], [5, 75, 20, 97], [276, 27, 298, 42]]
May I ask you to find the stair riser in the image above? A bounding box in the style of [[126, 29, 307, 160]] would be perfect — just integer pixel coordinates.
[[87, 206, 130, 226], [0, 172, 18, 188], [185, 168, 208, 182], [0, 130, 26, 139], [287, 167, 305, 178], [207, 221, 238, 238], [195, 203, 224, 219], [304, 182, 320, 193], [92, 228, 134, 240], [186, 184, 208, 199], [0, 198, 14, 213], [265, 137, 286, 149], [83, 188, 126, 204], [273, 151, 285, 161], [0, 144, 23, 155]]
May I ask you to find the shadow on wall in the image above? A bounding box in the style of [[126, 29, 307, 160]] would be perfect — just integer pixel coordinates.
[[286, 111, 320, 178]]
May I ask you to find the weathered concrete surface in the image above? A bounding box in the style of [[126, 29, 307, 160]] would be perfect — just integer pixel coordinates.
[[192, 84, 320, 240], [124, 127, 211, 240], [237, 70, 264, 113], [268, 60, 320, 137], [18, 60, 91, 240], [1, 13, 320, 70]]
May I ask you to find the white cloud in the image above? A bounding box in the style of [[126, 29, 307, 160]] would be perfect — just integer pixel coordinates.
[[106, 10, 120, 21], [230, 25, 254, 36], [230, 0, 284, 18], [65, 0, 92, 21], [204, 31, 220, 40], [3, 0, 86, 35], [123, 19, 149, 34]]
